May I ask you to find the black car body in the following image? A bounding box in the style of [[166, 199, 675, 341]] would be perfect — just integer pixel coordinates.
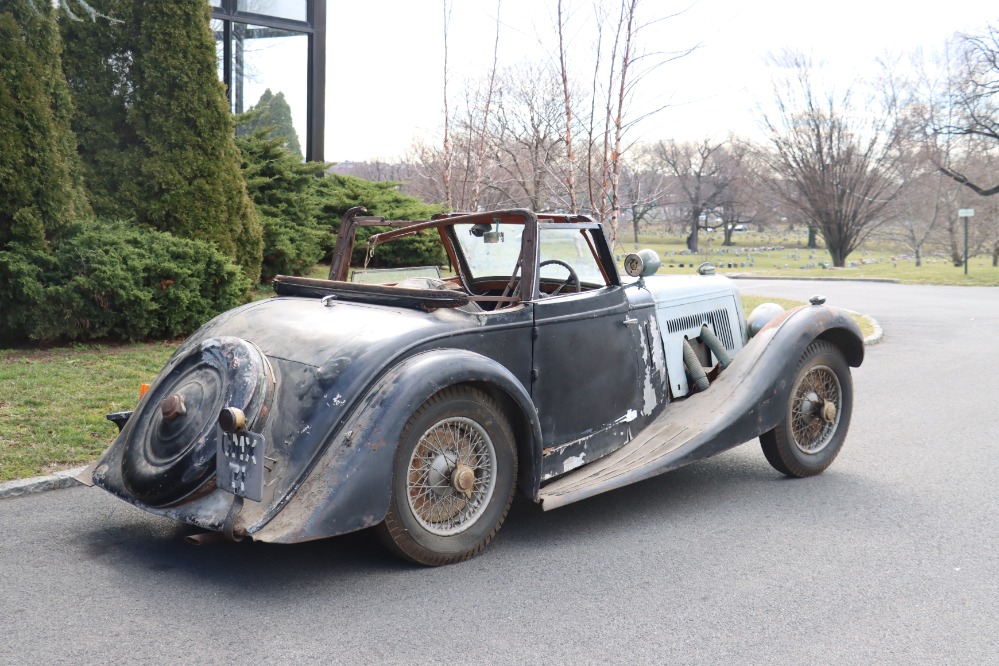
[[82, 208, 864, 564]]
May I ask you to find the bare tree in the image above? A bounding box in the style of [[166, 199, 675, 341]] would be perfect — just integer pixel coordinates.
[[617, 151, 671, 247], [760, 53, 905, 267], [889, 151, 962, 266], [651, 139, 743, 252], [557, 0, 577, 211], [606, 0, 638, 245], [469, 0, 502, 211], [484, 65, 566, 210], [412, 0, 694, 222], [441, 0, 453, 209], [575, 1, 696, 245], [934, 25, 999, 196]]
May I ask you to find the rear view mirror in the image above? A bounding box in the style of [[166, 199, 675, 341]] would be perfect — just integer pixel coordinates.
[[469, 223, 504, 243]]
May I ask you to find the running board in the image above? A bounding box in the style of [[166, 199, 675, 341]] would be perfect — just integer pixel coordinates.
[[538, 406, 707, 510]]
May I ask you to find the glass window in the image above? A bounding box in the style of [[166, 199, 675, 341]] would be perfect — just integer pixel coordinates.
[[454, 223, 524, 280], [538, 229, 606, 285], [209, 0, 222, 7], [237, 0, 308, 22], [231, 23, 308, 158], [453, 224, 606, 287], [210, 19, 225, 85]]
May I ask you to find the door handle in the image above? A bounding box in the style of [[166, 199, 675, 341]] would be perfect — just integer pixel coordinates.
[[623, 317, 639, 326]]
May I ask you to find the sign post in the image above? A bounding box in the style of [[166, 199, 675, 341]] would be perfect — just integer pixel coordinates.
[[958, 209, 975, 275]]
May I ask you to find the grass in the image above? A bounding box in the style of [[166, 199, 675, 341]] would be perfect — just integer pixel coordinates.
[[741, 294, 875, 340], [619, 231, 999, 287], [0, 341, 177, 482]]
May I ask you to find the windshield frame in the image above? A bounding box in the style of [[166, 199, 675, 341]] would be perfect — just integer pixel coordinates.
[[327, 208, 618, 305]]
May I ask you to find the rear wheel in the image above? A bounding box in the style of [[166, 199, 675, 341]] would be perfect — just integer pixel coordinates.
[[760, 340, 853, 477], [377, 386, 517, 566]]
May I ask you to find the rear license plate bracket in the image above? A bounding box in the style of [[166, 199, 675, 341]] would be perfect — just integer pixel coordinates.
[[217, 429, 265, 502]]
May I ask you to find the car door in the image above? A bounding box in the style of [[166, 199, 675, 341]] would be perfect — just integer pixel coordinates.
[[531, 283, 646, 479]]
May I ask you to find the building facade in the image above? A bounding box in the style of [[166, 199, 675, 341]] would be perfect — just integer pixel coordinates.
[[210, 0, 326, 161]]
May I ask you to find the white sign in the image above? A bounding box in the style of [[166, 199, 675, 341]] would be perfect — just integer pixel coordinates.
[[958, 208, 975, 217]]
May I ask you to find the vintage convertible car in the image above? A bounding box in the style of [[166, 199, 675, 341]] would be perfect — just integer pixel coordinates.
[[81, 208, 864, 565]]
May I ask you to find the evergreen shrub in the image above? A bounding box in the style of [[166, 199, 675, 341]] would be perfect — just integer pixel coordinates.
[[0, 219, 248, 344], [236, 126, 326, 281], [313, 174, 446, 268]]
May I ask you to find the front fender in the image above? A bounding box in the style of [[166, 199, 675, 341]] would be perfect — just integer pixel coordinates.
[[251, 349, 542, 543], [687, 302, 864, 461]]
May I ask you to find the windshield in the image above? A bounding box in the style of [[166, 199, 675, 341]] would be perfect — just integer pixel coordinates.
[[453, 223, 523, 279], [537, 229, 605, 284], [454, 223, 606, 286]]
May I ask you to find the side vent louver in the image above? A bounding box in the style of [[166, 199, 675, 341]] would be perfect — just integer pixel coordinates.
[[666, 309, 735, 350]]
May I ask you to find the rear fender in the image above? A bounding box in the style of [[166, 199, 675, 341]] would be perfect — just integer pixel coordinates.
[[251, 349, 541, 543]]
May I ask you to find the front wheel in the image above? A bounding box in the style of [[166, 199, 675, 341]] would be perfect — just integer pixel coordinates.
[[377, 386, 517, 566], [760, 340, 853, 477]]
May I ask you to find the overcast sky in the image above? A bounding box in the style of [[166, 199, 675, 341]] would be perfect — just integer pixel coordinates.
[[324, 0, 997, 163]]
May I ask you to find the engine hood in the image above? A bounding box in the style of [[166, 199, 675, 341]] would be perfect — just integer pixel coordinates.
[[638, 273, 741, 307]]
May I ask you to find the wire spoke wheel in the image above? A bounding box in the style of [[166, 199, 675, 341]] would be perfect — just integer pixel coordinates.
[[788, 364, 841, 455], [760, 340, 853, 478], [378, 386, 517, 566], [406, 416, 498, 536]]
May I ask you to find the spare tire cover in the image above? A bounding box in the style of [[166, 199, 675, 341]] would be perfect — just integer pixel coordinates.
[[121, 337, 273, 506]]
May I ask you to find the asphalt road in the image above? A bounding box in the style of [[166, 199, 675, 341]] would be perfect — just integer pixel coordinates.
[[2, 280, 997, 665]]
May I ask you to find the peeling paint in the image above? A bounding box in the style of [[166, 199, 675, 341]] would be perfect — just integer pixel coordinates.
[[616, 409, 638, 424], [562, 454, 586, 473]]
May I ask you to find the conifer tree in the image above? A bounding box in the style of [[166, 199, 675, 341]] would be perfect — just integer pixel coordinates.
[[59, 0, 136, 219], [62, 0, 262, 281], [240, 89, 304, 160], [236, 125, 325, 280], [313, 175, 445, 268], [0, 1, 89, 250], [128, 0, 262, 280]]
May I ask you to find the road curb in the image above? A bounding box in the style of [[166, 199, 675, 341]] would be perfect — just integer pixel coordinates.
[[0, 466, 86, 501], [852, 311, 884, 346], [728, 274, 900, 283]]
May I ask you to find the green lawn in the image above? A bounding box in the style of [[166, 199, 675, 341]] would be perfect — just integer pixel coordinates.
[[0, 342, 177, 482], [617, 232, 999, 286]]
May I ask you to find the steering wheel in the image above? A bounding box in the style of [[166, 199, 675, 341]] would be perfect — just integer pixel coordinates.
[[539, 259, 580, 296]]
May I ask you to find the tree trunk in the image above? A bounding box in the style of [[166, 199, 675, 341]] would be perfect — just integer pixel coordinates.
[[807, 225, 818, 249], [722, 225, 734, 246], [914, 246, 921, 267], [826, 241, 847, 267], [688, 208, 700, 252], [948, 226, 963, 267]]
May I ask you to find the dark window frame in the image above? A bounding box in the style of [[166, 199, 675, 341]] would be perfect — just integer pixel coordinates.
[[211, 0, 325, 161]]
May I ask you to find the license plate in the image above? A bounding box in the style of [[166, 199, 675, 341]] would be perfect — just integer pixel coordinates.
[[217, 429, 266, 502]]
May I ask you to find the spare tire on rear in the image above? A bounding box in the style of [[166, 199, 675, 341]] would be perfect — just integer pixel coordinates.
[[121, 337, 273, 506]]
